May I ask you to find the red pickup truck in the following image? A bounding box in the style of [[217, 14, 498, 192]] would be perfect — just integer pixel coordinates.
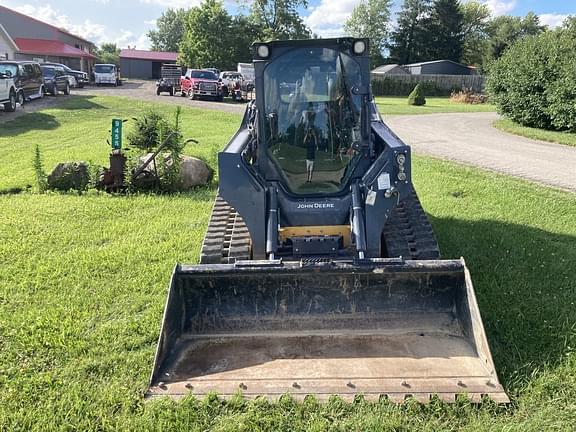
[[180, 69, 223, 101]]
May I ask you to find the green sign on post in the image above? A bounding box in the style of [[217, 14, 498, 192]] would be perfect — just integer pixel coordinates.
[[111, 119, 122, 150]]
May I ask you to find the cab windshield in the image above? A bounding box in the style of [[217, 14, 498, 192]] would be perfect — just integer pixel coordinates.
[[264, 47, 362, 195], [191, 70, 217, 80], [95, 65, 115, 74]]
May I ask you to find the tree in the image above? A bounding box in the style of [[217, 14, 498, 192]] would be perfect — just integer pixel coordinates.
[[96, 43, 120, 65], [179, 0, 257, 70], [426, 0, 464, 62], [344, 0, 392, 67], [485, 12, 545, 63], [147, 8, 188, 52], [459, 1, 490, 67], [250, 0, 311, 40], [487, 26, 576, 131], [388, 0, 433, 64]]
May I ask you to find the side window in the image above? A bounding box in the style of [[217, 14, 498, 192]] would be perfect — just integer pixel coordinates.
[[34, 65, 42, 78], [23, 64, 35, 77]]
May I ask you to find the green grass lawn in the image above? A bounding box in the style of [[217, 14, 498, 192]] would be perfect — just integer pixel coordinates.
[[494, 118, 576, 148], [0, 95, 240, 192], [374, 96, 496, 116], [1, 96, 575, 431]]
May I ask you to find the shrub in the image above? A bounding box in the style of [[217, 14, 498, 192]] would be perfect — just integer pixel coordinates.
[[408, 83, 426, 106], [450, 88, 488, 104], [128, 107, 187, 192], [487, 23, 576, 131], [32, 144, 48, 192], [371, 77, 453, 97]]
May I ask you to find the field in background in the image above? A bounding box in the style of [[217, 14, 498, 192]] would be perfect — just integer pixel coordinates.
[[0, 95, 574, 431]]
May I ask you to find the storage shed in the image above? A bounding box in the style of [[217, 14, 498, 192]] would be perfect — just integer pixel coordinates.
[[371, 64, 409, 75], [403, 60, 475, 76], [119, 49, 179, 79]]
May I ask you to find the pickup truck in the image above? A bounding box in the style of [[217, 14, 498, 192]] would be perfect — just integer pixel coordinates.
[[0, 71, 21, 112], [181, 69, 222, 101]]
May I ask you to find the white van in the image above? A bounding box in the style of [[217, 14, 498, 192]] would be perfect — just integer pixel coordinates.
[[94, 64, 121, 87]]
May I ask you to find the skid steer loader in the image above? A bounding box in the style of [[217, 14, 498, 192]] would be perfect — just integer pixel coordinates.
[[147, 38, 508, 403]]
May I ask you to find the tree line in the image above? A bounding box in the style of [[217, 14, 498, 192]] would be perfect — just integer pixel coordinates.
[[96, 0, 550, 72]]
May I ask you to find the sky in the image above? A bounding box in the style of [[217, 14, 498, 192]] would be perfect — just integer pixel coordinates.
[[0, 0, 573, 50]]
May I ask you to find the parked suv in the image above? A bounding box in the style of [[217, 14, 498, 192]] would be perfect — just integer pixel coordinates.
[[181, 69, 222, 101], [0, 71, 21, 111], [44, 62, 88, 88], [41, 65, 70, 96], [0, 61, 44, 100]]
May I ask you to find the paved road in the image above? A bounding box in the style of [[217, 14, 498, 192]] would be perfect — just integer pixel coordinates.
[[385, 112, 576, 192]]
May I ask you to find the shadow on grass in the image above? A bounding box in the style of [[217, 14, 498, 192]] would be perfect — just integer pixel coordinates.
[[0, 112, 60, 136], [0, 96, 108, 136], [430, 215, 576, 391], [53, 94, 108, 111]]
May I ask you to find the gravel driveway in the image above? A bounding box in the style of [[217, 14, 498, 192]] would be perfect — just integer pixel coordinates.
[[76, 79, 246, 114], [386, 112, 576, 192]]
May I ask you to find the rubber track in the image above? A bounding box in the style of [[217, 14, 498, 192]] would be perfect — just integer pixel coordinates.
[[382, 188, 441, 260], [201, 189, 439, 263], [200, 196, 251, 264]]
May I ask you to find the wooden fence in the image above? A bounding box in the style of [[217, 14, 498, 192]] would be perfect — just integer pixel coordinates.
[[371, 73, 486, 96]]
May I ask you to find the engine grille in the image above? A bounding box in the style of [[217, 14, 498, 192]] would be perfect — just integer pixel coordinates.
[[199, 82, 217, 91]]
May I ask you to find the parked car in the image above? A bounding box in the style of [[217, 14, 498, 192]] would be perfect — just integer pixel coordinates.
[[0, 61, 44, 101], [180, 69, 223, 101], [41, 65, 70, 96], [94, 63, 121, 86], [219, 71, 244, 97], [0, 71, 21, 111], [43, 62, 88, 88]]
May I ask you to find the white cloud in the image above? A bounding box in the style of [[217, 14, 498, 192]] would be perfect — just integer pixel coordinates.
[[10, 3, 150, 49], [539, 13, 569, 28], [139, 0, 200, 7], [482, 0, 517, 17], [305, 0, 360, 37]]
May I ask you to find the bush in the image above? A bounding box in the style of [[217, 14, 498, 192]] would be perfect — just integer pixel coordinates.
[[450, 88, 488, 104], [487, 23, 576, 131], [408, 83, 426, 106], [32, 144, 48, 193], [371, 77, 454, 97]]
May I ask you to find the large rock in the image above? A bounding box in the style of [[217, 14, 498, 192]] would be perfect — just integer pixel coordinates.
[[134, 153, 212, 190], [180, 155, 212, 189], [47, 162, 90, 191]]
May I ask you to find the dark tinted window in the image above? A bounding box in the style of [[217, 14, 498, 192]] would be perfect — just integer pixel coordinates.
[[190, 70, 217, 80], [95, 65, 115, 73], [41, 67, 57, 77], [23, 64, 35, 77]]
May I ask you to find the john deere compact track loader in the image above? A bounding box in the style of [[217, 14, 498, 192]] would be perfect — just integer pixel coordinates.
[[147, 38, 508, 403]]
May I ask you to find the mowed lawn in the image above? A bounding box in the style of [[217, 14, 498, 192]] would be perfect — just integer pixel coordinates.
[[494, 118, 576, 148], [374, 96, 495, 116], [1, 95, 575, 431]]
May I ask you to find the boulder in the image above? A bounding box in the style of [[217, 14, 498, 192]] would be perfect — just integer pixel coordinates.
[[47, 162, 90, 191], [133, 153, 212, 190], [180, 155, 212, 189]]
